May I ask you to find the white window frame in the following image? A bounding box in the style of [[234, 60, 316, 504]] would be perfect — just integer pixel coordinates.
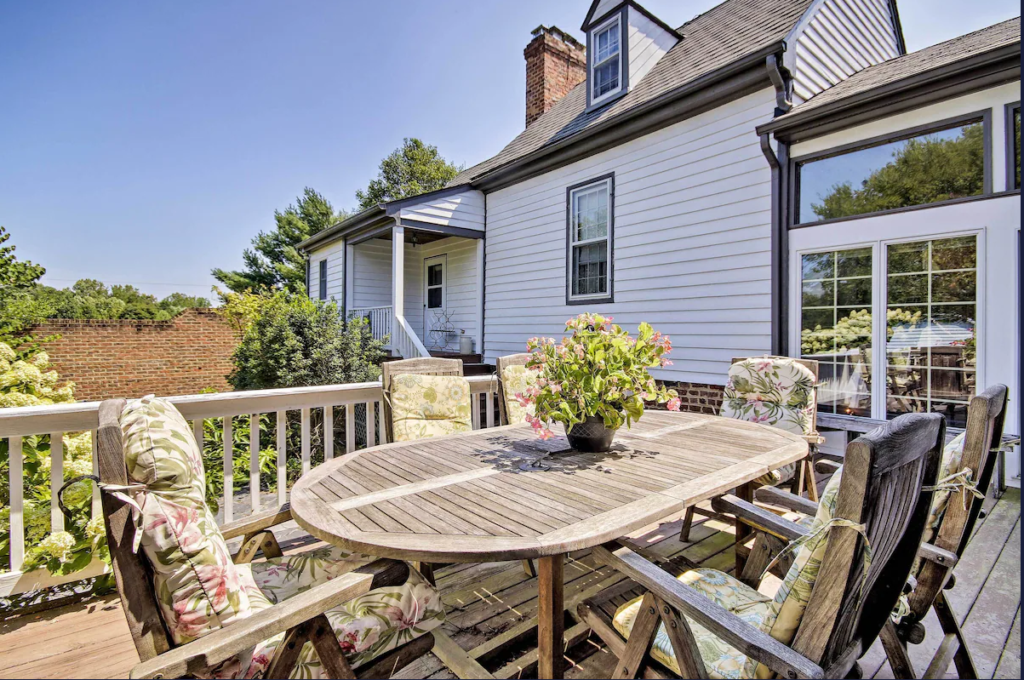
[[590, 14, 622, 106], [790, 226, 987, 424], [567, 177, 614, 304]]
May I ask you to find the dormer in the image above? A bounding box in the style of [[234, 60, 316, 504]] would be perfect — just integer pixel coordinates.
[[581, 0, 681, 111]]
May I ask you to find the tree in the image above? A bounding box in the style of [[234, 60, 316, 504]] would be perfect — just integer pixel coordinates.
[[212, 187, 345, 294], [0, 226, 47, 338], [355, 138, 462, 209], [812, 123, 985, 220]]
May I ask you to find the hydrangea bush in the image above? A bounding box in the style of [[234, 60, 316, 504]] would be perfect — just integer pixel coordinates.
[[520, 313, 681, 440], [0, 340, 106, 575]]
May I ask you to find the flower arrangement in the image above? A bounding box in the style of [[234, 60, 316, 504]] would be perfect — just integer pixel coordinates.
[[519, 313, 681, 442]]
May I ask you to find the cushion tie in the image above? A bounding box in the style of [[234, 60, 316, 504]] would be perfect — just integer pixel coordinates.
[[762, 517, 874, 603], [58, 474, 163, 553], [923, 468, 984, 512]]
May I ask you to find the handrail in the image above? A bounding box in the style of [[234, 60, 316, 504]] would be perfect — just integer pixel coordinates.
[[393, 313, 429, 359], [1, 375, 500, 589], [347, 305, 392, 345]]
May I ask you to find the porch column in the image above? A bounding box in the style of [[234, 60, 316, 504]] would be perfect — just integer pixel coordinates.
[[344, 240, 355, 313], [392, 225, 404, 333]]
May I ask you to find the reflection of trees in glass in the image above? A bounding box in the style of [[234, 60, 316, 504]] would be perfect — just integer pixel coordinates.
[[801, 308, 924, 355], [811, 123, 984, 220]]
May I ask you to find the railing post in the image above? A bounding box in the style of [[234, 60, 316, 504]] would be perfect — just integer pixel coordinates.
[[223, 418, 233, 523], [249, 414, 260, 513], [9, 436, 24, 572], [50, 432, 64, 533], [276, 411, 287, 506]]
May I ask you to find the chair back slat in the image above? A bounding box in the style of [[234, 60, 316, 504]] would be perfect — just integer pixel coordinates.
[[495, 353, 531, 426], [791, 412, 945, 673], [380, 358, 463, 442], [96, 398, 173, 661]]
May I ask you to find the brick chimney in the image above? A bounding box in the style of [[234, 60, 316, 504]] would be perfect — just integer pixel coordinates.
[[524, 25, 586, 127]]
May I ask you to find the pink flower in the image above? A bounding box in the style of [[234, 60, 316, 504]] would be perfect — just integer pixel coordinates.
[[660, 358, 674, 367], [537, 427, 555, 440], [550, 382, 562, 394], [666, 397, 682, 412]]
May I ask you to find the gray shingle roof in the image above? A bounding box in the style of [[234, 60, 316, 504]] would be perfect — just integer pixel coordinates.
[[771, 16, 1020, 123], [450, 0, 815, 186]]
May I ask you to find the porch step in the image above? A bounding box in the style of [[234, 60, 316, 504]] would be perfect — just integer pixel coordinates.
[[380, 352, 494, 375], [429, 350, 483, 363]]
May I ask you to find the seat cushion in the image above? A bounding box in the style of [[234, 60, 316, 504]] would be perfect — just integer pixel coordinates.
[[722, 358, 817, 436], [240, 546, 445, 678], [390, 373, 472, 442], [613, 568, 774, 679], [501, 364, 538, 425], [121, 396, 258, 646]]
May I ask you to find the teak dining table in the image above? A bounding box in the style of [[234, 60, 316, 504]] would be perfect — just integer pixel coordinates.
[[290, 409, 808, 679]]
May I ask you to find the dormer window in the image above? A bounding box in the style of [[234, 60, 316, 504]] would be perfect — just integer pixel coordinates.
[[591, 15, 622, 104]]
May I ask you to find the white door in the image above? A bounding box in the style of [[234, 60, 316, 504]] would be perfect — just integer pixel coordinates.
[[423, 255, 446, 347]]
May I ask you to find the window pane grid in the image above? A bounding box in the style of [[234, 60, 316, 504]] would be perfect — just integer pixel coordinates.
[[592, 19, 620, 99], [800, 247, 872, 417], [569, 180, 611, 300], [885, 237, 977, 427]]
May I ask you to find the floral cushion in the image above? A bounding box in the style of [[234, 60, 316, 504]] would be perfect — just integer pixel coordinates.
[[613, 569, 773, 679], [389, 374, 472, 442], [612, 472, 844, 679], [722, 357, 817, 486], [501, 364, 537, 425], [239, 546, 446, 678], [121, 396, 258, 647]]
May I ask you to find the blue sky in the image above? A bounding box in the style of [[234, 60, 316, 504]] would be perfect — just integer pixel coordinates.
[[2, 0, 1019, 300]]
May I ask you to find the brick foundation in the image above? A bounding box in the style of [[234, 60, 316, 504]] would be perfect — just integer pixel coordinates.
[[29, 309, 237, 401], [658, 380, 726, 415]]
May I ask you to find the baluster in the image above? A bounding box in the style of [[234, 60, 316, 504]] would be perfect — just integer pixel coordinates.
[[324, 405, 334, 460], [9, 436, 24, 572], [472, 395, 481, 430], [366, 402, 376, 448], [223, 418, 233, 523], [193, 419, 204, 451], [378, 401, 386, 445], [345, 403, 355, 453], [249, 414, 260, 514], [300, 407, 311, 475], [50, 431, 64, 533], [91, 430, 101, 519], [276, 411, 287, 506], [485, 391, 495, 429]]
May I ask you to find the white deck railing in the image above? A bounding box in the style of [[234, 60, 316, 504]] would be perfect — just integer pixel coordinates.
[[392, 313, 429, 359], [0, 376, 499, 595], [347, 305, 392, 345]]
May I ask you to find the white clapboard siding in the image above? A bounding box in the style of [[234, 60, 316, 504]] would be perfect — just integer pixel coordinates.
[[627, 5, 677, 86], [484, 88, 777, 386], [588, 0, 622, 25], [352, 240, 393, 309], [307, 239, 345, 302], [397, 189, 485, 232], [786, 0, 901, 103]]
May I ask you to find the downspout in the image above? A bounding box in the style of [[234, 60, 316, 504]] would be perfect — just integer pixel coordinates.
[[765, 53, 793, 116], [760, 134, 785, 356]]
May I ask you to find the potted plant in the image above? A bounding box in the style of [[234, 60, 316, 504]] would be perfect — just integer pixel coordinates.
[[518, 313, 681, 452]]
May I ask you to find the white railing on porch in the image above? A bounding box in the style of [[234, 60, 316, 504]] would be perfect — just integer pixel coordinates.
[[392, 313, 429, 359], [0, 375, 499, 596], [347, 305, 392, 345]]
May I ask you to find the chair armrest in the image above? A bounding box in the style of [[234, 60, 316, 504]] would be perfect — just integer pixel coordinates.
[[129, 558, 408, 679], [814, 459, 841, 476], [918, 543, 958, 568], [711, 495, 810, 543], [221, 503, 292, 540], [593, 543, 824, 680], [754, 487, 819, 517], [803, 432, 825, 446]]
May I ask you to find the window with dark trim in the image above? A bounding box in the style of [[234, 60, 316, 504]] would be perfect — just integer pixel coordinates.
[[318, 259, 327, 300], [590, 14, 622, 105], [566, 175, 613, 304], [795, 116, 987, 224]]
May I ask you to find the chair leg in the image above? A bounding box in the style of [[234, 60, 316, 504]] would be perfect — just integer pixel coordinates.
[[934, 590, 979, 679], [880, 618, 917, 679], [414, 562, 437, 586], [522, 559, 537, 578], [267, 621, 314, 679], [804, 457, 819, 503], [309, 613, 357, 679], [679, 506, 696, 542], [654, 595, 708, 678], [613, 592, 661, 679]]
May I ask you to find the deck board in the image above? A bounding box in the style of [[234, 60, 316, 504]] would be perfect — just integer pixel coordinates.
[[1, 490, 1019, 679]]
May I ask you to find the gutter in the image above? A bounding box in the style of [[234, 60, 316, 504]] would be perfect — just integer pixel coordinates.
[[757, 42, 1021, 139], [298, 204, 387, 252], [470, 42, 784, 192]]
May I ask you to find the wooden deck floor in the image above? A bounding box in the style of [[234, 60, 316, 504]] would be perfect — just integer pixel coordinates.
[[1, 490, 1019, 679]]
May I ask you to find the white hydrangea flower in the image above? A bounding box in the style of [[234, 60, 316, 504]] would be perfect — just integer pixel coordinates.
[[38, 531, 77, 563], [30, 351, 50, 368], [0, 342, 15, 362], [0, 391, 41, 408], [85, 516, 106, 541]]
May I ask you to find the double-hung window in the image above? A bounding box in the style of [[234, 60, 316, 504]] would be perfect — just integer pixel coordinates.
[[319, 260, 328, 300], [590, 15, 622, 105], [567, 176, 613, 304]]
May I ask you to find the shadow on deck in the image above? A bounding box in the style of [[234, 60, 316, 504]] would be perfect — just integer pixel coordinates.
[[1, 490, 1019, 679]]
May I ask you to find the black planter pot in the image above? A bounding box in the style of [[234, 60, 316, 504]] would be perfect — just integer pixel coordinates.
[[565, 415, 619, 453]]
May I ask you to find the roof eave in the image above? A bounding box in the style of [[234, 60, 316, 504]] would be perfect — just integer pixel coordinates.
[[756, 41, 1022, 141], [297, 205, 387, 252]]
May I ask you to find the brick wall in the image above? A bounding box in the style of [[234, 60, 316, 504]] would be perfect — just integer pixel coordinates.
[[660, 380, 726, 415], [30, 309, 237, 401], [524, 25, 586, 127]]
